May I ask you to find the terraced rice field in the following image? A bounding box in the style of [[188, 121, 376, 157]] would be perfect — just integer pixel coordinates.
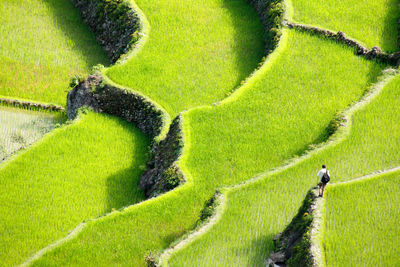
[[168, 70, 400, 266], [325, 171, 400, 266], [0, 1, 149, 266], [0, 0, 108, 105], [1, 0, 399, 266]]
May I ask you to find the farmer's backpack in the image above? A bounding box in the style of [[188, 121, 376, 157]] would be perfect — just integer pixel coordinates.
[[322, 171, 330, 183]]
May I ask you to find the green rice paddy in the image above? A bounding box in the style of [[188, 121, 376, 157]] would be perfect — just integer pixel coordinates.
[[325, 171, 400, 266], [106, 0, 265, 115], [1, 0, 399, 266], [0, 0, 108, 105], [0, 111, 149, 266], [168, 71, 400, 266], [291, 0, 400, 52], [33, 29, 389, 266]]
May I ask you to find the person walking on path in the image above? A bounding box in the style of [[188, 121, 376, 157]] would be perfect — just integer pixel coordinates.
[[317, 164, 330, 197]]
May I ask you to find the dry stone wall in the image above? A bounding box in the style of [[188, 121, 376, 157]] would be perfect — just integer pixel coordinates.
[[67, 74, 164, 139], [139, 116, 185, 198], [247, 0, 285, 53], [285, 21, 400, 66], [0, 98, 65, 112], [71, 0, 140, 63], [68, 0, 285, 198], [67, 73, 185, 197]]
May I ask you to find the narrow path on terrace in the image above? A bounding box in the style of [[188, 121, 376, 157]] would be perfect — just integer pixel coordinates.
[[331, 166, 400, 186], [163, 2, 400, 264]]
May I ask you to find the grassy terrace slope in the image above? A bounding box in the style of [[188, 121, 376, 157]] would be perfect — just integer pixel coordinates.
[[0, 1, 151, 265], [291, 0, 400, 52], [169, 72, 400, 266], [0, 111, 149, 266], [106, 0, 264, 115], [325, 171, 400, 266], [1, 0, 264, 265], [0, 0, 108, 105], [35, 29, 385, 266]]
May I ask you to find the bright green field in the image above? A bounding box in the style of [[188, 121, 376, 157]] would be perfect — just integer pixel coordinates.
[[0, 0, 108, 105], [0, 111, 149, 266], [325, 172, 400, 266], [168, 72, 400, 266], [106, 0, 264, 115], [2, 0, 399, 265], [0, 106, 64, 161], [34, 29, 386, 266], [291, 0, 400, 52]]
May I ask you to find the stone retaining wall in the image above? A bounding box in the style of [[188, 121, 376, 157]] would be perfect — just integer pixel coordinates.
[[247, 0, 285, 53], [67, 73, 164, 140], [267, 188, 320, 267], [0, 98, 65, 112], [285, 21, 400, 66], [139, 116, 185, 198], [71, 0, 140, 63]]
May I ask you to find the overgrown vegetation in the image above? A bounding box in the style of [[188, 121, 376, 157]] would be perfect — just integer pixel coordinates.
[[71, 0, 141, 62]]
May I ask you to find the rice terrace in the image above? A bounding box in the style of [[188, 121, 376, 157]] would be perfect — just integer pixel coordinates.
[[1, 0, 399, 266]]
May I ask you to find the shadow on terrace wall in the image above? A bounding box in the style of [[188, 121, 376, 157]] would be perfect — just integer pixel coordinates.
[[381, 0, 400, 52], [43, 0, 110, 68], [222, 0, 265, 93], [105, 117, 150, 213]]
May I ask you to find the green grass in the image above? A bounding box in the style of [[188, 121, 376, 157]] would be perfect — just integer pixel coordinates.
[[1, 0, 265, 264], [34, 29, 386, 266], [168, 72, 400, 266], [106, 0, 264, 116], [0, 111, 149, 266], [290, 0, 400, 52], [0, 0, 108, 105], [2, 0, 398, 265], [0, 106, 64, 161], [324, 172, 400, 266]]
